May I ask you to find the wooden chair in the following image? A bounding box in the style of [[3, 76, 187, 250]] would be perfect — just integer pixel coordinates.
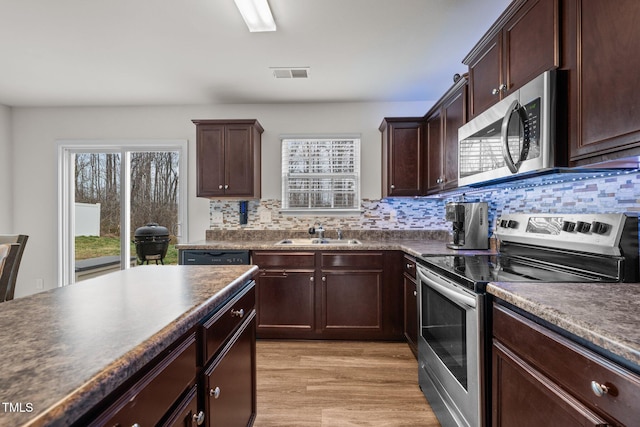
[[0, 235, 28, 302], [0, 243, 21, 303]]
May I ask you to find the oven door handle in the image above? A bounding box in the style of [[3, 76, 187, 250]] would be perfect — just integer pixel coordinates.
[[417, 266, 477, 309]]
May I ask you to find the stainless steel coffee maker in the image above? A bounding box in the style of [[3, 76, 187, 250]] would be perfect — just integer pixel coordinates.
[[445, 201, 489, 250]]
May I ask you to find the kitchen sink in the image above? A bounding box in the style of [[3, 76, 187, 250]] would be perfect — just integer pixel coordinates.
[[275, 238, 362, 246]]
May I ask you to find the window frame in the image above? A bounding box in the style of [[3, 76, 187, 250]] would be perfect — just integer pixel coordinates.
[[280, 135, 362, 214]]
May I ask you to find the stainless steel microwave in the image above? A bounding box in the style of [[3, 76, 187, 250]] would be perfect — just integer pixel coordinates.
[[458, 70, 556, 187]]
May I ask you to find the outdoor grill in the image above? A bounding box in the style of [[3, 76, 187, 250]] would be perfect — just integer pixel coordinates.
[[133, 223, 170, 265]]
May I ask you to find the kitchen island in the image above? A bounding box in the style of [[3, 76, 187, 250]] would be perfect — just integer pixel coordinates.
[[0, 264, 258, 426]]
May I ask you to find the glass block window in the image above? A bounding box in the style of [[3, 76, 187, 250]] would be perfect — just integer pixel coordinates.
[[281, 137, 361, 212]]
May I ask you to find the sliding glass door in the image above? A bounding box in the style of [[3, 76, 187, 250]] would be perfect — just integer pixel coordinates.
[[58, 141, 187, 285]]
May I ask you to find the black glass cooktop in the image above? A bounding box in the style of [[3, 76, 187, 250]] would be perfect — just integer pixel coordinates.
[[418, 254, 609, 288]]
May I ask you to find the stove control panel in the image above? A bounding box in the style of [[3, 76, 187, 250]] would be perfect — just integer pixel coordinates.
[[495, 213, 633, 256]]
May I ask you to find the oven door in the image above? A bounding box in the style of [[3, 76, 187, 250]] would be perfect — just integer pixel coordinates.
[[417, 265, 481, 427]]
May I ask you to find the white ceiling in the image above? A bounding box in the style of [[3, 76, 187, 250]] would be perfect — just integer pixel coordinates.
[[0, 0, 511, 107]]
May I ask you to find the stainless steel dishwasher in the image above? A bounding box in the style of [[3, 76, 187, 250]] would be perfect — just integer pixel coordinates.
[[179, 250, 250, 265]]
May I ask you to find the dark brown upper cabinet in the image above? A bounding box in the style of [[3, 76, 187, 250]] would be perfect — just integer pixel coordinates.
[[562, 0, 640, 165], [193, 119, 263, 199], [380, 118, 424, 197], [464, 0, 560, 118], [424, 77, 468, 194]]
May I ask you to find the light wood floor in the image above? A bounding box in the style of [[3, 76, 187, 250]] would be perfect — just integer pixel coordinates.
[[254, 340, 441, 427]]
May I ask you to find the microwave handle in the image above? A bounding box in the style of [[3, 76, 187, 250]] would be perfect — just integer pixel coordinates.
[[501, 99, 530, 173]]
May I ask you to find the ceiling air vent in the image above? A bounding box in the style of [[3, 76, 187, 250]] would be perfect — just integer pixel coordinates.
[[271, 67, 310, 79]]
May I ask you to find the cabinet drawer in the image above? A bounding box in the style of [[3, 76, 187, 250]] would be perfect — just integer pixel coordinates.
[[252, 251, 316, 269], [493, 303, 640, 426], [403, 255, 416, 278], [321, 252, 384, 269], [90, 332, 197, 427], [159, 385, 202, 427], [202, 284, 255, 365]]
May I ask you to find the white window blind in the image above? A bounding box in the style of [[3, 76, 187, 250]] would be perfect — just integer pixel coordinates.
[[281, 137, 361, 212]]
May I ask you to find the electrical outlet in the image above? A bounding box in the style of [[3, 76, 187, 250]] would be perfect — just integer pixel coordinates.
[[259, 210, 272, 223], [211, 211, 224, 225], [35, 278, 44, 290]]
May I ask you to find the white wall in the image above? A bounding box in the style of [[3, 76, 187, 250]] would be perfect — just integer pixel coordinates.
[[10, 101, 430, 297], [0, 104, 12, 231]]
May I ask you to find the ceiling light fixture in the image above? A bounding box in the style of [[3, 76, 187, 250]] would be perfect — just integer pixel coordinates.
[[234, 0, 276, 32]]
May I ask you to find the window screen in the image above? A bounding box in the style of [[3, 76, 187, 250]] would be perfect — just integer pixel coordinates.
[[281, 137, 361, 212]]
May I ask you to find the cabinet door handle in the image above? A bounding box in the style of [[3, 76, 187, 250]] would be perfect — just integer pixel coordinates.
[[260, 270, 288, 278], [224, 184, 229, 189], [210, 386, 221, 399], [218, 184, 223, 189], [192, 410, 206, 425], [406, 263, 414, 269], [413, 290, 417, 297], [322, 276, 326, 282], [493, 84, 508, 95], [590, 381, 610, 397], [390, 184, 395, 189], [231, 308, 244, 318], [310, 276, 314, 282]]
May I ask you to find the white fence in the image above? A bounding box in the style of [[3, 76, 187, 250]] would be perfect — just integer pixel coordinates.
[[75, 202, 101, 236]]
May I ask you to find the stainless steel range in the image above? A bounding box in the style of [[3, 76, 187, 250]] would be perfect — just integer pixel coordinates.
[[416, 213, 638, 427]]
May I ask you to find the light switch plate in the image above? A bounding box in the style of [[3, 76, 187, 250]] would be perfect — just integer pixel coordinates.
[[259, 210, 272, 223], [211, 211, 223, 225]]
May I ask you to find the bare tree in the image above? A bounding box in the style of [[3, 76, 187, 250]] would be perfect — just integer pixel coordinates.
[[75, 151, 179, 239]]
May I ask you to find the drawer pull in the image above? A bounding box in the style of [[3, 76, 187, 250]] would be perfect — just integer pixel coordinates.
[[406, 263, 414, 269], [210, 386, 221, 399], [231, 308, 245, 318], [591, 381, 610, 397], [193, 410, 205, 425]]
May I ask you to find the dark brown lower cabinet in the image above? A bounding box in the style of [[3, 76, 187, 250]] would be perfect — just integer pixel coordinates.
[[253, 250, 402, 340], [200, 282, 257, 427], [492, 302, 640, 426], [257, 271, 314, 332], [253, 251, 316, 338], [204, 312, 256, 427], [492, 342, 607, 426], [321, 270, 383, 334]]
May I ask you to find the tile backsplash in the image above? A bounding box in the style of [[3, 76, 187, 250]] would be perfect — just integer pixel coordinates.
[[209, 170, 640, 236]]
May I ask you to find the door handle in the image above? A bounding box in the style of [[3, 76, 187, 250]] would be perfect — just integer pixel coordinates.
[[500, 99, 529, 174]]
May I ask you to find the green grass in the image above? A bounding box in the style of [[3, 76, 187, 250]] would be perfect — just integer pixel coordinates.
[[75, 235, 178, 265]]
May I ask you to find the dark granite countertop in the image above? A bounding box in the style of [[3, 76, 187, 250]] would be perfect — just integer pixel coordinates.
[[487, 281, 640, 371], [175, 237, 493, 260], [0, 265, 258, 427]]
